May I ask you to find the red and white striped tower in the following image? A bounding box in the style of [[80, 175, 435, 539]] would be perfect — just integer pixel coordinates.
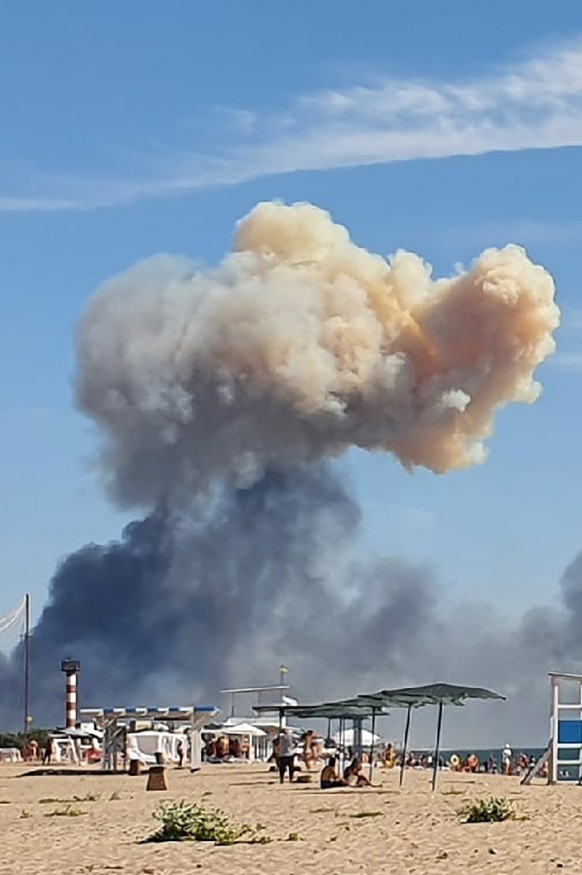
[[61, 660, 80, 728]]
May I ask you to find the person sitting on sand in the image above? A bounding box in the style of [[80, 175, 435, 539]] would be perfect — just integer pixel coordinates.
[[344, 757, 374, 787], [465, 753, 479, 773], [320, 756, 348, 789]]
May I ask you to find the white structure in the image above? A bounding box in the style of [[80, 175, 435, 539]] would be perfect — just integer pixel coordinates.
[[81, 706, 219, 772], [220, 684, 294, 720], [332, 727, 380, 748], [214, 720, 268, 761], [127, 730, 186, 764], [549, 672, 582, 783]]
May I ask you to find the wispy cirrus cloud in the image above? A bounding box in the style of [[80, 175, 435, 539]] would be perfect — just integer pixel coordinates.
[[2, 36, 582, 212]]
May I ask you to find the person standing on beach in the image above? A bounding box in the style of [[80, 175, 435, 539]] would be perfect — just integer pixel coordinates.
[[277, 728, 296, 784], [502, 743, 512, 775], [42, 737, 53, 765]]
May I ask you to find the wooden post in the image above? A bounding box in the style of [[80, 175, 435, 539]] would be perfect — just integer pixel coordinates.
[[147, 765, 167, 791]]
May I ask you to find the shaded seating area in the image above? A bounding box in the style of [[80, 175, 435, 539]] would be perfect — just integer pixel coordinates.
[[254, 682, 504, 790]]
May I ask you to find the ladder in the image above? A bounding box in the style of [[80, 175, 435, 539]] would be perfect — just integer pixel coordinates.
[[521, 745, 550, 785]]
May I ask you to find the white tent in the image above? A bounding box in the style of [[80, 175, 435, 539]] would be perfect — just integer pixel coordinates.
[[333, 728, 380, 747], [127, 730, 185, 764], [208, 722, 268, 762], [220, 722, 266, 737]]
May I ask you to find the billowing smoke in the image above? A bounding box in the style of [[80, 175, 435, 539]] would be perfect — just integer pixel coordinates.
[[6, 464, 441, 728], [0, 202, 565, 743], [76, 201, 559, 505]]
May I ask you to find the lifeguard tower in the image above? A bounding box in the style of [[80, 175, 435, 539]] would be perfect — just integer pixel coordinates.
[[549, 672, 582, 783]]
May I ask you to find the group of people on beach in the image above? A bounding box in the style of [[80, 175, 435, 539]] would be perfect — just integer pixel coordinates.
[[271, 729, 544, 787], [22, 737, 55, 765], [273, 728, 375, 789], [203, 734, 250, 762]]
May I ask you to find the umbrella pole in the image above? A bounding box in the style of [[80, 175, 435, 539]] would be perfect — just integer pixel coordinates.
[[368, 709, 376, 782], [399, 704, 412, 787], [432, 702, 444, 791], [326, 717, 331, 745]]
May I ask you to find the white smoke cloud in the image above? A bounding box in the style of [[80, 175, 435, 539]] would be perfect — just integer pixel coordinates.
[[76, 201, 559, 506]]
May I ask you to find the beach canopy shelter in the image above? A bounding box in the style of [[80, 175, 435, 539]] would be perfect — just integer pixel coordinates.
[[358, 683, 505, 789], [253, 698, 389, 771], [80, 705, 219, 772]]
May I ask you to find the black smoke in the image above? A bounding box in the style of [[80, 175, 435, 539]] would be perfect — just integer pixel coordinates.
[[0, 464, 441, 729], [1, 464, 581, 744]]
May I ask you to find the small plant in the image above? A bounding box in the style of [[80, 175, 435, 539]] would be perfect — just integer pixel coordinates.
[[464, 797, 514, 824], [148, 800, 266, 845], [109, 791, 121, 801], [350, 811, 384, 819], [73, 792, 99, 802], [20, 809, 32, 819], [46, 804, 86, 818]]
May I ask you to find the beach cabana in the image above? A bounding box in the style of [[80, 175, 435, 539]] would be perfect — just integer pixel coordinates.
[[358, 683, 505, 789], [254, 698, 390, 773]]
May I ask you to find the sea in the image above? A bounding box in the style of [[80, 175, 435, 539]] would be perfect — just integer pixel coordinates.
[[429, 747, 545, 765]]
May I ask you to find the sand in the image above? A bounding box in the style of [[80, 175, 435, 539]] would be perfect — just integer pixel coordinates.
[[0, 762, 577, 874]]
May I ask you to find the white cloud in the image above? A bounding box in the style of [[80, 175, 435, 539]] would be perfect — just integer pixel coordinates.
[[3, 36, 582, 211]]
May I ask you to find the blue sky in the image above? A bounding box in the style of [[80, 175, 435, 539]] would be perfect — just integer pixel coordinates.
[[1, 0, 582, 633]]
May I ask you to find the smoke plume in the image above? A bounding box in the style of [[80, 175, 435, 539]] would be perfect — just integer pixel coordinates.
[[0, 201, 565, 744], [76, 200, 559, 505]]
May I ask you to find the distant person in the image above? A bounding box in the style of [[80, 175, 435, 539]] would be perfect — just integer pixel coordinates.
[[43, 738, 53, 765], [502, 743, 512, 776], [320, 756, 348, 789], [465, 753, 479, 773], [344, 757, 374, 787], [383, 743, 396, 768], [177, 739, 184, 768], [277, 729, 296, 784], [216, 735, 229, 759]]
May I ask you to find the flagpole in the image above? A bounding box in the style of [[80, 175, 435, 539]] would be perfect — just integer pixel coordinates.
[[23, 594, 30, 739]]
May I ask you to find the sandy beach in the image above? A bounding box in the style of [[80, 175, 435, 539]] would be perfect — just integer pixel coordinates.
[[0, 762, 577, 874]]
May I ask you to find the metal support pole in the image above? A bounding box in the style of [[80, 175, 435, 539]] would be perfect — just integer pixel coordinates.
[[399, 704, 412, 787], [432, 702, 444, 791], [368, 709, 377, 782], [23, 594, 30, 739], [550, 676, 559, 784]]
